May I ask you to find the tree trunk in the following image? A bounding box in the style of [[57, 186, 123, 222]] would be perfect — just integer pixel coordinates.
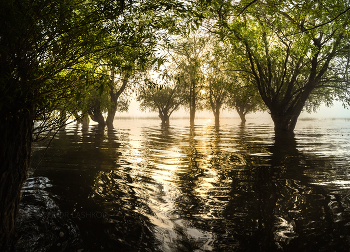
[[159, 110, 170, 127], [106, 104, 117, 129], [190, 107, 195, 126], [190, 80, 196, 127], [162, 115, 170, 127], [88, 98, 105, 126], [81, 114, 90, 128], [59, 110, 67, 129], [236, 106, 246, 123], [0, 107, 34, 251], [106, 72, 129, 129], [238, 112, 246, 124], [106, 71, 117, 129], [214, 111, 220, 127], [271, 111, 300, 134], [190, 96, 195, 127]]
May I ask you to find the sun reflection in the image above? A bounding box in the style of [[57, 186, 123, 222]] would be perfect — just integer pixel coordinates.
[[205, 118, 212, 124], [312, 180, 350, 189]]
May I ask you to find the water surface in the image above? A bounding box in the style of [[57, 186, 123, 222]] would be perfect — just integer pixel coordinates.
[[16, 117, 350, 251]]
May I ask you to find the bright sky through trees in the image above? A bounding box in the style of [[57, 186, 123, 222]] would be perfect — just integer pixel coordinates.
[[120, 100, 350, 118]]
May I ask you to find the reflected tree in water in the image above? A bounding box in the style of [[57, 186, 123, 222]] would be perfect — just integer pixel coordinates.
[[22, 125, 160, 251]]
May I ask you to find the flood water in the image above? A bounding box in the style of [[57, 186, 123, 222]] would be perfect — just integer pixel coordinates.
[[16, 117, 350, 251]]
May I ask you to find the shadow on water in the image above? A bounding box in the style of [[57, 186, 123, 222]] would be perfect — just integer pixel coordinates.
[[175, 126, 350, 252], [16, 119, 350, 251], [15, 123, 159, 252], [140, 122, 350, 251]]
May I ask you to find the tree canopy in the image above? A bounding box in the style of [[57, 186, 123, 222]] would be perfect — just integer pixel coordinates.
[[0, 0, 187, 249], [203, 0, 350, 133]]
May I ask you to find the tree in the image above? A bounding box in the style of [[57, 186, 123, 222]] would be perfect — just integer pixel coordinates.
[[226, 78, 263, 123], [200, 38, 229, 126], [168, 33, 207, 126], [204, 69, 229, 126], [0, 0, 117, 248], [86, 0, 179, 128], [205, 0, 350, 134], [202, 37, 263, 124], [138, 77, 186, 126], [106, 70, 130, 127], [0, 0, 187, 249], [86, 69, 131, 127]]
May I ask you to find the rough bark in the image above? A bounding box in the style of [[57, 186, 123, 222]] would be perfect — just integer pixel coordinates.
[[0, 107, 34, 251]]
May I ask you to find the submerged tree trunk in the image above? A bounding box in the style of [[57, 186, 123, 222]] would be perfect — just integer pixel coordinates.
[[210, 101, 221, 127], [161, 115, 170, 127], [106, 72, 129, 129], [81, 114, 90, 128], [213, 110, 220, 126], [270, 106, 303, 134], [0, 106, 34, 251], [236, 106, 246, 124], [238, 112, 246, 124], [106, 104, 117, 129], [159, 109, 170, 127], [88, 97, 105, 126], [190, 83, 196, 127]]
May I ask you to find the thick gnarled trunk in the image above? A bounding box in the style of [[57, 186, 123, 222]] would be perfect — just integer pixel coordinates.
[[161, 115, 170, 127], [270, 111, 300, 134], [0, 107, 34, 251]]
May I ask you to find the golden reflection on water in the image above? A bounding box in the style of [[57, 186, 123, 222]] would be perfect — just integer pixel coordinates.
[[24, 117, 350, 252]]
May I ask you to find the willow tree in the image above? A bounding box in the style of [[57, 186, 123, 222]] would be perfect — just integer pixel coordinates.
[[201, 36, 263, 124], [206, 0, 350, 134], [226, 78, 263, 123], [138, 82, 186, 126], [168, 34, 207, 126], [204, 68, 229, 125], [0, 0, 186, 249]]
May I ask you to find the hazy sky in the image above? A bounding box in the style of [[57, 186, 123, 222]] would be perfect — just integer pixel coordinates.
[[300, 101, 350, 118], [118, 100, 350, 119]]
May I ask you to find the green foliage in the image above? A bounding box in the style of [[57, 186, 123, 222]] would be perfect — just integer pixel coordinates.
[[0, 0, 189, 134], [201, 36, 264, 120], [137, 74, 186, 122], [200, 0, 350, 130], [166, 32, 209, 118]]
